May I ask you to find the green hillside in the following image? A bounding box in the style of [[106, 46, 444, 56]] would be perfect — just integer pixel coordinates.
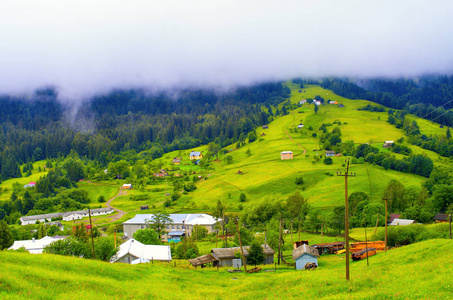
[[1, 239, 452, 299], [124, 84, 448, 216]]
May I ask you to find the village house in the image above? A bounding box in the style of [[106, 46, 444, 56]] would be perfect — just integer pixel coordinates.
[[434, 213, 450, 223], [383, 141, 394, 148], [189, 151, 203, 160], [9, 236, 67, 254], [325, 150, 335, 157], [299, 99, 307, 104], [329, 100, 338, 104], [172, 157, 182, 164], [388, 213, 401, 224], [297, 124, 304, 129], [262, 125, 268, 129], [293, 244, 319, 270], [20, 208, 115, 225], [122, 183, 132, 189], [110, 238, 172, 264], [209, 245, 275, 267], [314, 100, 321, 106], [281, 151, 293, 160], [23, 182, 36, 188], [122, 213, 219, 241]]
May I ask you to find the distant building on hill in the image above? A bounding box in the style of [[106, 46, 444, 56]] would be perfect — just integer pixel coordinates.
[[189, 151, 203, 160], [383, 141, 394, 148], [281, 151, 293, 160], [9, 236, 67, 254], [122, 183, 132, 189], [325, 151, 335, 157], [298, 124, 304, 129], [172, 157, 181, 164], [299, 99, 307, 104], [389, 218, 415, 226]]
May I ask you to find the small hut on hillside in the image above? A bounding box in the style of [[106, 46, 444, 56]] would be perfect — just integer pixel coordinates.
[[293, 244, 319, 270]]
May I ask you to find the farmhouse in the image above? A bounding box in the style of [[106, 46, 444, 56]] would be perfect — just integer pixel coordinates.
[[281, 151, 293, 160], [262, 125, 268, 129], [389, 218, 415, 226], [189, 151, 203, 160], [383, 141, 394, 148], [299, 99, 307, 104], [23, 182, 36, 188], [434, 213, 450, 223], [122, 183, 132, 189], [329, 101, 338, 104], [110, 238, 172, 264], [122, 213, 219, 241], [325, 150, 335, 157], [388, 213, 401, 224], [172, 157, 182, 164], [293, 244, 319, 270], [314, 100, 321, 105], [210, 245, 275, 267], [9, 236, 66, 254], [297, 124, 304, 129]]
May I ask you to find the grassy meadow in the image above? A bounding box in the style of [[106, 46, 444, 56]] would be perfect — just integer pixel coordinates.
[[1, 239, 452, 299]]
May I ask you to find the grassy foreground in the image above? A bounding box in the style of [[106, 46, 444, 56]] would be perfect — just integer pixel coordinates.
[[1, 239, 452, 299]]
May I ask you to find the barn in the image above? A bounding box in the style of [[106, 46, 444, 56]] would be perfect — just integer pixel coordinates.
[[211, 245, 275, 267], [293, 244, 319, 270]]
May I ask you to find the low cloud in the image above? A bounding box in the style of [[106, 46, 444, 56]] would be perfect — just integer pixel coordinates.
[[0, 0, 452, 101]]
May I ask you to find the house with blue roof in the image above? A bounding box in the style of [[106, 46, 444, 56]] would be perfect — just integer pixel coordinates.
[[123, 213, 219, 242], [189, 151, 203, 160]]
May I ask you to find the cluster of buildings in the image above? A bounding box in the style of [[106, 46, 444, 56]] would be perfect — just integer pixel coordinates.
[[20, 208, 114, 225]]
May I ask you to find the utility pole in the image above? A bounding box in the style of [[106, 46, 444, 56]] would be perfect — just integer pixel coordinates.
[[114, 228, 117, 249], [88, 209, 96, 260], [363, 212, 369, 267], [337, 158, 355, 281], [236, 218, 247, 273], [385, 197, 388, 252], [298, 217, 301, 241], [450, 213, 452, 239], [278, 216, 282, 265]]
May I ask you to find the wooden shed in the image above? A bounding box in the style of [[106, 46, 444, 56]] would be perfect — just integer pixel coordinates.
[[312, 241, 345, 255], [189, 254, 218, 268], [211, 245, 275, 267], [293, 244, 319, 270]]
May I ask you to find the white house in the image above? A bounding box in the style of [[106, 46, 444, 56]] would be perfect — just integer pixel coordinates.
[[9, 236, 66, 254], [293, 244, 319, 270], [314, 100, 321, 106], [297, 124, 304, 129], [122, 213, 219, 241], [20, 213, 63, 225], [110, 238, 172, 264], [299, 99, 307, 104]]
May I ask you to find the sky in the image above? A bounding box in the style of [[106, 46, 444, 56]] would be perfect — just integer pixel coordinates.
[[0, 0, 452, 100]]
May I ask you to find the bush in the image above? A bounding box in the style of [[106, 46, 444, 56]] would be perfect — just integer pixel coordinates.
[[295, 176, 304, 185], [323, 157, 333, 165]]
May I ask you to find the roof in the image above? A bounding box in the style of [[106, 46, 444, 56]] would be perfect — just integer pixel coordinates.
[[21, 212, 63, 221], [111, 238, 172, 262], [189, 254, 219, 267], [122, 184, 132, 187], [389, 218, 415, 226], [9, 236, 66, 254], [62, 207, 114, 217], [388, 213, 401, 223], [190, 151, 202, 156], [385, 141, 394, 144], [123, 213, 218, 226], [211, 245, 275, 259], [281, 151, 293, 154], [325, 151, 335, 154], [292, 244, 319, 260], [434, 213, 450, 221]]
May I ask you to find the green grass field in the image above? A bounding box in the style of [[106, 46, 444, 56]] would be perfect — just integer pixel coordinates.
[[1, 239, 452, 299]]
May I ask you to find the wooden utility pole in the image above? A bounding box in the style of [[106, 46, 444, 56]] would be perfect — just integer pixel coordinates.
[[363, 213, 369, 267], [298, 217, 301, 241], [278, 216, 282, 265], [236, 219, 247, 273], [337, 158, 355, 281], [374, 213, 379, 234], [450, 212, 452, 240], [114, 228, 117, 249], [385, 197, 388, 252], [290, 218, 293, 243], [88, 209, 96, 260]]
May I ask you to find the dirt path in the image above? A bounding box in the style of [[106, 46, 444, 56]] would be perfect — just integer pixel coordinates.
[[285, 130, 307, 155], [104, 189, 128, 222]]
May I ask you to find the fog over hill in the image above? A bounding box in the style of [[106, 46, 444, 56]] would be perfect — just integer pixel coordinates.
[[0, 0, 452, 101]]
